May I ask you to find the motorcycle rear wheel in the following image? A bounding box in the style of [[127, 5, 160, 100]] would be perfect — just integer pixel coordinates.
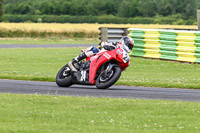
[[96, 65, 121, 89], [56, 64, 73, 87]]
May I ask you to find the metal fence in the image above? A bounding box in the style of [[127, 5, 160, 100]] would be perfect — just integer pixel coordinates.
[[99, 27, 128, 42]]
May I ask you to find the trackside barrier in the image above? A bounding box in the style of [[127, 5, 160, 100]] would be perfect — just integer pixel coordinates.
[[99, 27, 129, 42], [128, 28, 200, 63]]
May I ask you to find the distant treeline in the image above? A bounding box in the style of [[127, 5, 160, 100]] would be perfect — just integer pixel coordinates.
[[3, 14, 196, 25], [4, 0, 200, 24]]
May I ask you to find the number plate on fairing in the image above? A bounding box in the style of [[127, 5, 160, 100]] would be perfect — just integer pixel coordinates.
[[72, 70, 89, 83], [123, 50, 130, 63]]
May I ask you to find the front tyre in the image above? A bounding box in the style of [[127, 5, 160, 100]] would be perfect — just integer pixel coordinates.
[[96, 65, 121, 89], [56, 64, 73, 87]]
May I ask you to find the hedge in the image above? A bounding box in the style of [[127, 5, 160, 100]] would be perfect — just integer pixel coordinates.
[[2, 14, 196, 25]]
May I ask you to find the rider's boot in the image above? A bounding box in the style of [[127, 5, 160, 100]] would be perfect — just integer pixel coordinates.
[[72, 52, 87, 70]]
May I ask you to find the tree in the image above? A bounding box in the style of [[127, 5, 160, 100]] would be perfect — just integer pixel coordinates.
[[141, 0, 157, 17], [184, 0, 196, 19], [0, 0, 5, 17], [3, 0, 200, 20], [118, 0, 141, 17]]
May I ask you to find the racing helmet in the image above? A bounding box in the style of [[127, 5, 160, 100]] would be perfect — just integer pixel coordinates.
[[120, 36, 134, 53]]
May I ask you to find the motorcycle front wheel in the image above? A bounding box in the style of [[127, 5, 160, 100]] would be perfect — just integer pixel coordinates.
[[56, 64, 73, 87], [96, 64, 121, 89]]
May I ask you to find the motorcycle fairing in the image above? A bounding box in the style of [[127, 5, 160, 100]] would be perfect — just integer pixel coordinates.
[[88, 47, 128, 84]]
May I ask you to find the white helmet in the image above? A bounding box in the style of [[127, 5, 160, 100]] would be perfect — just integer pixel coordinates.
[[120, 36, 134, 53]]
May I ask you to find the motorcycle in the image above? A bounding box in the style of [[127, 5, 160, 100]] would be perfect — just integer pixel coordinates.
[[56, 45, 131, 89]]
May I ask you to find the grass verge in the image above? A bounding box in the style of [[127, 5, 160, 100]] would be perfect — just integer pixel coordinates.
[[0, 48, 200, 89], [0, 93, 200, 133], [0, 38, 98, 44]]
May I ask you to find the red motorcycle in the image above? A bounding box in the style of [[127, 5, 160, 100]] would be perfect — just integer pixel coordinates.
[[56, 45, 131, 89]]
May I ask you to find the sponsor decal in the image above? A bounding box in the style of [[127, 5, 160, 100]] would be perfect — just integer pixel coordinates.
[[117, 49, 123, 55], [103, 52, 111, 59]]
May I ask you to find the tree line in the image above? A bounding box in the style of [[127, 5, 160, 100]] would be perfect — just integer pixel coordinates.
[[1, 0, 200, 24], [4, 0, 200, 19]]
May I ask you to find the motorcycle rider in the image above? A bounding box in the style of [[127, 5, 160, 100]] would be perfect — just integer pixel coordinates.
[[72, 36, 134, 70]]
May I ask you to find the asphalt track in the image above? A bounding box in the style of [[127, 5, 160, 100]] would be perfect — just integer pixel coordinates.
[[1, 79, 200, 102], [1, 44, 200, 102]]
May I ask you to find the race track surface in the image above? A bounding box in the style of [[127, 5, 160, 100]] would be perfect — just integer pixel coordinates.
[[1, 79, 200, 102]]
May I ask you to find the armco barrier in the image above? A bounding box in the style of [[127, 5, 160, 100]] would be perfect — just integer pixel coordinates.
[[99, 27, 128, 42], [128, 28, 200, 63]]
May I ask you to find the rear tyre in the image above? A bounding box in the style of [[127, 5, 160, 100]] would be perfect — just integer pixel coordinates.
[[96, 65, 121, 89], [56, 64, 73, 87]]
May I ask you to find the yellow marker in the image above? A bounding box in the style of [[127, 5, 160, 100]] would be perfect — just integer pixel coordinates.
[[144, 49, 161, 59], [176, 32, 197, 62], [143, 30, 161, 59]]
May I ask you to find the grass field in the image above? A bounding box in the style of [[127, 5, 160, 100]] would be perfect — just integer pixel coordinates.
[[1, 23, 199, 133], [0, 47, 200, 89], [0, 38, 98, 44], [0, 23, 197, 32], [0, 93, 200, 133], [0, 23, 197, 38]]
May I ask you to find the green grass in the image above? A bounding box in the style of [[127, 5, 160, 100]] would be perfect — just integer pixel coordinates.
[[0, 48, 200, 89], [0, 93, 200, 133], [0, 38, 98, 44]]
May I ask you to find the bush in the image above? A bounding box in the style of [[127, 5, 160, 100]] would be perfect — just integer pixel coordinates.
[[2, 14, 196, 25]]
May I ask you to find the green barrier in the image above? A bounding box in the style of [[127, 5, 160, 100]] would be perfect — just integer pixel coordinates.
[[128, 28, 200, 63]]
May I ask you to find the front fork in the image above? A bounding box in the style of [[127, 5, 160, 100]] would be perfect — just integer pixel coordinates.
[[105, 63, 119, 73]]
